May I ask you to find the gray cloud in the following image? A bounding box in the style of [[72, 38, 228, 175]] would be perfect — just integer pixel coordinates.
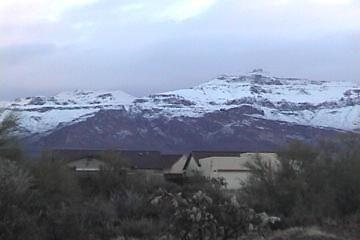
[[0, 0, 359, 100], [0, 43, 56, 65]]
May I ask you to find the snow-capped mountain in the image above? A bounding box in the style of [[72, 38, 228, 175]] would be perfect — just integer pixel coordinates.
[[1, 69, 360, 152], [134, 69, 360, 130], [1, 89, 135, 135]]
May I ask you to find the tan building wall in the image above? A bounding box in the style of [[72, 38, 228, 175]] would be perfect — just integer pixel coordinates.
[[185, 153, 279, 189], [165, 154, 190, 174], [213, 170, 251, 189]]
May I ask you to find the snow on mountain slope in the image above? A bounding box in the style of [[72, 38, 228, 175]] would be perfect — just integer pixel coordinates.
[[7, 89, 135, 107], [1, 90, 135, 134], [2, 69, 360, 136], [134, 69, 360, 130]]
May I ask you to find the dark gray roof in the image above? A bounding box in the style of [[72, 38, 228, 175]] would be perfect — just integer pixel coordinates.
[[191, 151, 245, 160], [182, 151, 246, 169], [49, 149, 179, 170], [160, 154, 183, 169], [122, 151, 162, 170]]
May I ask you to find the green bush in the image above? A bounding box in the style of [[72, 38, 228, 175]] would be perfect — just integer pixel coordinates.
[[79, 198, 118, 240], [241, 136, 360, 226], [31, 158, 81, 204], [0, 159, 40, 240], [0, 113, 22, 161]]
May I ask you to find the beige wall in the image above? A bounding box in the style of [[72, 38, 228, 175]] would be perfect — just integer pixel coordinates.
[[214, 171, 251, 189], [166, 155, 190, 174], [185, 153, 279, 189]]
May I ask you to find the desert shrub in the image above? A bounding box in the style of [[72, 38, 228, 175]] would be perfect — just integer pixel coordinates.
[[78, 151, 134, 198], [0, 151, 281, 240], [180, 176, 262, 239], [0, 113, 18, 144], [150, 189, 217, 240], [37, 205, 83, 240], [0, 159, 40, 240], [127, 172, 178, 193], [28, 158, 83, 240], [151, 186, 272, 240], [0, 113, 22, 161], [171, 190, 217, 240], [270, 227, 343, 240], [214, 199, 262, 239], [79, 198, 118, 240], [100, 150, 132, 169], [78, 168, 127, 198], [113, 189, 149, 219], [118, 218, 165, 239], [180, 174, 226, 204], [30, 158, 81, 204], [241, 136, 360, 226]]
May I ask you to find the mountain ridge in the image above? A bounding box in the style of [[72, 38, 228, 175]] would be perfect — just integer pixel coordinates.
[[1, 70, 359, 151]]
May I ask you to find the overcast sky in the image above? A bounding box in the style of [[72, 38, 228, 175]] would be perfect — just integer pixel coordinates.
[[0, 0, 359, 100]]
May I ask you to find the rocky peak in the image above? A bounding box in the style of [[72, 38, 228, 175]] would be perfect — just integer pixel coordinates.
[[1, 71, 360, 137]]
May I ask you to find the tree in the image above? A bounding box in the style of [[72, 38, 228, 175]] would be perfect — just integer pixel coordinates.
[[0, 112, 22, 161], [241, 137, 360, 226]]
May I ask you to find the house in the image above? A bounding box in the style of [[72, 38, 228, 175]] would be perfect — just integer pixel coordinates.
[[48, 149, 113, 172], [67, 157, 106, 172], [163, 154, 190, 183], [180, 151, 279, 189], [49, 149, 181, 181], [47, 149, 279, 188], [125, 153, 181, 181]]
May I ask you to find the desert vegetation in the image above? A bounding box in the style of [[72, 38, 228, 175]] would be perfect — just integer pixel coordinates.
[[0, 155, 277, 240], [240, 136, 360, 239], [0, 115, 359, 239]]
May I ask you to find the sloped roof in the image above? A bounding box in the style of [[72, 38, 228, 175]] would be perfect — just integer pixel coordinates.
[[160, 154, 183, 169], [191, 151, 245, 160], [49, 149, 175, 170], [50, 149, 109, 162], [123, 151, 171, 170]]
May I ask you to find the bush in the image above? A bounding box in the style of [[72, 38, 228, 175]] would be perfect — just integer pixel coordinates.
[[118, 218, 164, 239], [0, 159, 40, 240], [0, 113, 22, 161], [241, 136, 360, 226], [151, 186, 272, 240], [270, 227, 343, 240], [79, 198, 118, 240], [113, 189, 149, 219], [0, 113, 18, 144], [31, 158, 81, 204]]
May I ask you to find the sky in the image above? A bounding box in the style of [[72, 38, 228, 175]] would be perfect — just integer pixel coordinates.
[[0, 0, 359, 100]]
